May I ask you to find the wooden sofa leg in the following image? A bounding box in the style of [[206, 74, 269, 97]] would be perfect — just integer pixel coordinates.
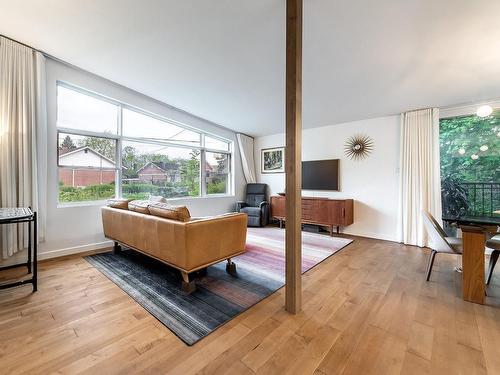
[[181, 271, 196, 293], [113, 242, 121, 254], [226, 259, 237, 276]]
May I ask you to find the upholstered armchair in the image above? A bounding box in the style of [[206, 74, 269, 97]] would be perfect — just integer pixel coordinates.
[[236, 183, 269, 227]]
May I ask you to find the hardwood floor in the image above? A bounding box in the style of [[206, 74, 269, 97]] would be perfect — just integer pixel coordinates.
[[1, 235, 499, 374]]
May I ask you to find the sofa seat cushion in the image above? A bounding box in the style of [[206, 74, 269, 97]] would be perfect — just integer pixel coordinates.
[[149, 203, 191, 222], [107, 198, 132, 210], [128, 200, 150, 214], [240, 206, 261, 217]]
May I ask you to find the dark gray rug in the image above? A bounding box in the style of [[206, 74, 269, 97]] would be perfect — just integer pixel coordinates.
[[85, 228, 353, 345]]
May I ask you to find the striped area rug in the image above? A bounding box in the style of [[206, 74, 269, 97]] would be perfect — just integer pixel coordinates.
[[85, 227, 353, 345]]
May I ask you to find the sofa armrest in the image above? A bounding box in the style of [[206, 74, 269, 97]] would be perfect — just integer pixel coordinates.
[[236, 201, 247, 212], [260, 201, 270, 226], [184, 213, 247, 270]]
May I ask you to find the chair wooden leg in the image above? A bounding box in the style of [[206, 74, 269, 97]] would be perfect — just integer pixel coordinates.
[[181, 271, 196, 293], [426, 250, 438, 281], [226, 258, 237, 276], [486, 250, 499, 285]]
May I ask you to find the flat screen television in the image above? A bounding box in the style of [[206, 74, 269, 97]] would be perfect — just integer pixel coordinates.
[[302, 159, 339, 191]]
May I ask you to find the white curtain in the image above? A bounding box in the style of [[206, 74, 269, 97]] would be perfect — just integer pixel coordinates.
[[0, 36, 47, 259], [236, 133, 256, 183], [397, 108, 442, 247]]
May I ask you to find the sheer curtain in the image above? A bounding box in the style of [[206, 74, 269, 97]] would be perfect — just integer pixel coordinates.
[[236, 133, 256, 183], [397, 108, 442, 247], [0, 36, 46, 259]]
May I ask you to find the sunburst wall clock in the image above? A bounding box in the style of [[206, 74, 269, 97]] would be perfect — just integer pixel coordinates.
[[344, 134, 374, 161]]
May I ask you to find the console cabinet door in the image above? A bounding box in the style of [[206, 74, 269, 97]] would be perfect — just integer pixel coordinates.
[[327, 200, 344, 225], [271, 196, 285, 218], [301, 199, 319, 221], [271, 197, 353, 227]]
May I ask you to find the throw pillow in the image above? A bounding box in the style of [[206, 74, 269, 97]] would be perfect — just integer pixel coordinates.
[[107, 198, 132, 210], [128, 200, 150, 214], [149, 203, 191, 222], [149, 195, 167, 204]]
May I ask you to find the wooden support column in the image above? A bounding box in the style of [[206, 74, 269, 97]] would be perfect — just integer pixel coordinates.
[[285, 0, 302, 314], [461, 226, 485, 304]]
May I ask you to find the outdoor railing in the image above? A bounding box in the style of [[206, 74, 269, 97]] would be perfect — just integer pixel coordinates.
[[459, 182, 499, 217]]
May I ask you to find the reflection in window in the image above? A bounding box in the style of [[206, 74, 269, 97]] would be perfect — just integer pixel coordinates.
[[57, 85, 118, 134], [205, 135, 230, 151], [122, 108, 200, 146]]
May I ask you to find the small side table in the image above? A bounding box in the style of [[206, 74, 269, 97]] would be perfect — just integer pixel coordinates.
[[0, 208, 37, 292]]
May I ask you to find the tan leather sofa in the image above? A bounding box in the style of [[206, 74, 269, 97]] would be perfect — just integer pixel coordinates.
[[101, 206, 247, 292]]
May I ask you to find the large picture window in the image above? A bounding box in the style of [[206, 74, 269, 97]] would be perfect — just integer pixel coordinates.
[[440, 111, 499, 220], [56, 83, 232, 204]]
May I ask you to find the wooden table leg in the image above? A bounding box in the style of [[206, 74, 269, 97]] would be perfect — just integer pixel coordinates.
[[461, 226, 485, 304]]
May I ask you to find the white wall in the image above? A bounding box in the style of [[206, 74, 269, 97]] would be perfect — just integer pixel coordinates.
[[255, 115, 400, 241], [38, 59, 246, 260]]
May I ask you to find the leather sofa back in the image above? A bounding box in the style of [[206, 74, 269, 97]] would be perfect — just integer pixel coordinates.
[[101, 207, 247, 272]]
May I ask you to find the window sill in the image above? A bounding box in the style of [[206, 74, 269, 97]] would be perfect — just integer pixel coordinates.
[[57, 200, 108, 209], [57, 194, 236, 208]]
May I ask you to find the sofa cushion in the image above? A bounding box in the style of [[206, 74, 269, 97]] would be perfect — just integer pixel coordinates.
[[240, 206, 262, 217], [128, 200, 150, 214], [107, 198, 132, 210], [149, 195, 167, 204], [149, 203, 191, 222]]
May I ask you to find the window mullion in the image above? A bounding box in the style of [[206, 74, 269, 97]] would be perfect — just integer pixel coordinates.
[[116, 106, 123, 198], [200, 150, 207, 197], [57, 127, 119, 140]]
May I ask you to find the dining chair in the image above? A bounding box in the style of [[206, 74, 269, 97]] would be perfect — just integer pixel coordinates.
[[486, 235, 500, 285], [422, 211, 463, 281]]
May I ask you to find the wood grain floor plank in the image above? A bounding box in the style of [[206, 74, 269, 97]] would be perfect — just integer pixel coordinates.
[[0, 234, 498, 374]]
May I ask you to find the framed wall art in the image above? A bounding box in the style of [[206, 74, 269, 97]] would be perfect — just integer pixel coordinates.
[[261, 147, 285, 173]]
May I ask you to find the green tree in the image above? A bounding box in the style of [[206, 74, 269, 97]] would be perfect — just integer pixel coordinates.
[[59, 135, 76, 153], [122, 145, 140, 178], [440, 113, 499, 182], [180, 150, 200, 196], [440, 112, 499, 217], [78, 137, 116, 161]]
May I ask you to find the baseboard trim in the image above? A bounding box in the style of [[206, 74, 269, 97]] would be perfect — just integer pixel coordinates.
[[39, 241, 113, 261], [36, 230, 397, 262], [341, 229, 398, 243]]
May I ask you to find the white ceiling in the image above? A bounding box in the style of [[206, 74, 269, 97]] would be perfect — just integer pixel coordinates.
[[2, 0, 500, 136]]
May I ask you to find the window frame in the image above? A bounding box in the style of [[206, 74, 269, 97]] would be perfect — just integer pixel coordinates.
[[204, 150, 232, 196], [56, 81, 234, 206]]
